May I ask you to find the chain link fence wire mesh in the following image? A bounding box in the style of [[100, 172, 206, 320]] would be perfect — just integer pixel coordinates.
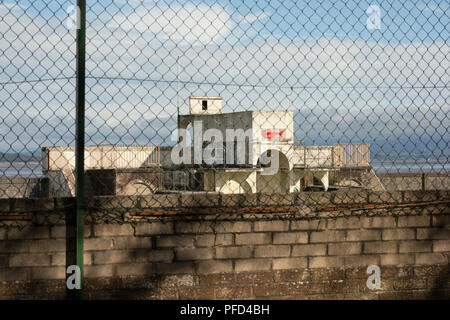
[[0, 0, 449, 221]]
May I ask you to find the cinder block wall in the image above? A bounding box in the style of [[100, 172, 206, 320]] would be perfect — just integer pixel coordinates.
[[0, 190, 449, 299], [378, 173, 450, 191]]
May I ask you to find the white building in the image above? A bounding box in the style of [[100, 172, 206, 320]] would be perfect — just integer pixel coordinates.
[[42, 96, 378, 196], [162, 96, 373, 194]]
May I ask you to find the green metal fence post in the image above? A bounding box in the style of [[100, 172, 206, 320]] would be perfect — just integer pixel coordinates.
[[75, 0, 86, 299]]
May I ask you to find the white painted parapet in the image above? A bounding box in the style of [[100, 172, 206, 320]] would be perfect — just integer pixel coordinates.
[[42, 145, 160, 170]]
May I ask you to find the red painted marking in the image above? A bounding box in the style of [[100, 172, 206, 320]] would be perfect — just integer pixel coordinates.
[[262, 129, 284, 140]]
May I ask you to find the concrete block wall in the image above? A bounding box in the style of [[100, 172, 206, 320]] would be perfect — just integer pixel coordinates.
[[378, 173, 450, 191], [0, 190, 448, 299]]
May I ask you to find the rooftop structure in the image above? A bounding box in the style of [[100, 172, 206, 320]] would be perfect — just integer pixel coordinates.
[[41, 96, 381, 196], [172, 98, 376, 194], [189, 96, 222, 115]]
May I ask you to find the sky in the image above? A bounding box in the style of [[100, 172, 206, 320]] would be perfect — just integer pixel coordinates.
[[0, 0, 449, 162]]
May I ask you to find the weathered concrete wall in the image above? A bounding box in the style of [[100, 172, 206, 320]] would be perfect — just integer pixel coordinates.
[[0, 178, 48, 199], [378, 173, 450, 191], [252, 111, 294, 144], [115, 169, 162, 195], [0, 190, 448, 299], [42, 146, 160, 170], [46, 171, 73, 198], [215, 171, 256, 193]]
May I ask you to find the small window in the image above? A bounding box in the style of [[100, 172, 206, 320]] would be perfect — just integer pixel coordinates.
[[202, 100, 208, 110]]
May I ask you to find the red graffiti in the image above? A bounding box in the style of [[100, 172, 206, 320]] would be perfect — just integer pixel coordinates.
[[262, 129, 284, 140]]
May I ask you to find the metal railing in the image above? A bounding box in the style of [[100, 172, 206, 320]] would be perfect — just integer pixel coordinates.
[[334, 144, 371, 167]]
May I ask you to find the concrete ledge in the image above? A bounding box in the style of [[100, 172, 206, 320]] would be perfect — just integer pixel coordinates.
[[332, 190, 368, 204], [181, 192, 219, 208], [221, 193, 258, 207], [0, 190, 448, 219]]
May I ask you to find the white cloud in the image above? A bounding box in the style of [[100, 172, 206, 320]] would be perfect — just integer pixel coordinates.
[[240, 11, 269, 24], [108, 3, 232, 46], [417, 3, 449, 15], [0, 3, 448, 154], [0, 2, 26, 11]]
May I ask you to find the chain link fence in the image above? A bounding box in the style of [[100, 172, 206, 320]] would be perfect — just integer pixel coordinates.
[[0, 0, 449, 220]]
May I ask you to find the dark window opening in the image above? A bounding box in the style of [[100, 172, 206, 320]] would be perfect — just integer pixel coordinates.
[[202, 100, 208, 110]]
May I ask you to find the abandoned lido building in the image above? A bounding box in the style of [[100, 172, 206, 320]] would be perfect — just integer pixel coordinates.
[[42, 96, 382, 197]]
